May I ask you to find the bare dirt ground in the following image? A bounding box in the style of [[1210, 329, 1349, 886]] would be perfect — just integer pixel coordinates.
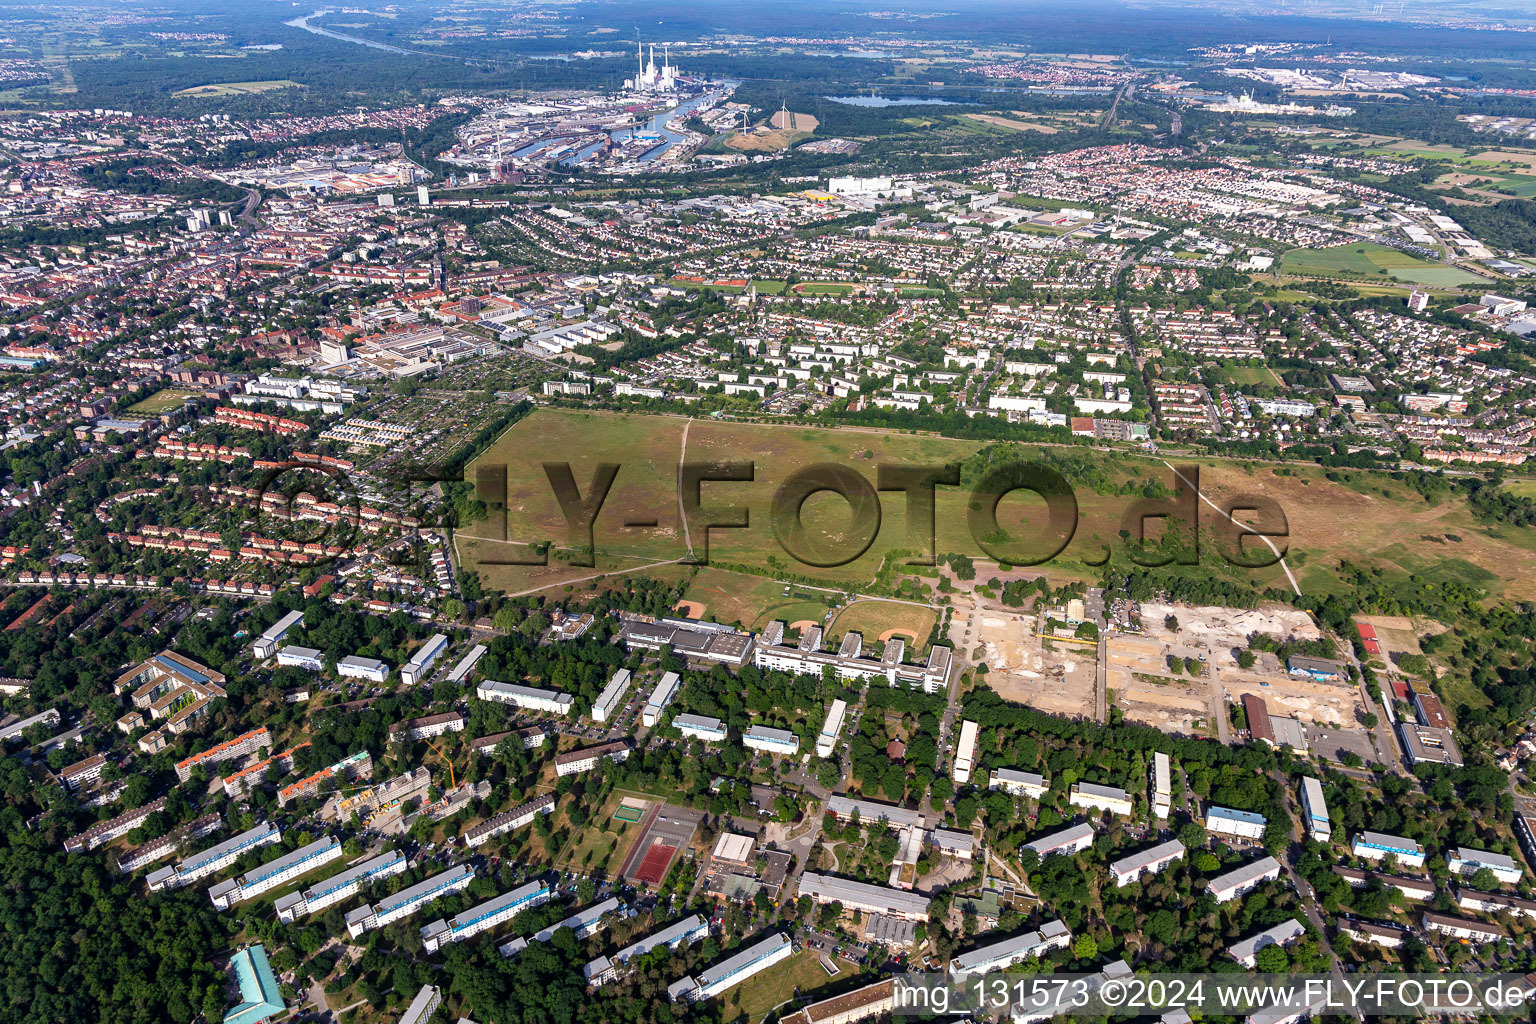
[[974, 606, 1097, 718], [1139, 601, 1320, 653], [1106, 633, 1213, 735]]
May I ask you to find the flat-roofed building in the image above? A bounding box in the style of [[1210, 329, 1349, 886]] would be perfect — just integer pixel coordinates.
[[642, 672, 681, 727], [953, 720, 978, 784], [1228, 920, 1305, 968], [529, 896, 620, 945], [1399, 723, 1463, 767], [1110, 838, 1184, 886], [744, 725, 799, 756], [401, 633, 449, 686], [148, 822, 281, 892], [1351, 831, 1426, 867], [752, 621, 950, 693], [209, 836, 342, 910], [1151, 752, 1172, 819], [399, 984, 441, 1024], [1024, 822, 1095, 859], [337, 656, 388, 683], [949, 919, 1071, 976], [422, 879, 552, 951], [1206, 806, 1267, 840], [1300, 777, 1331, 843], [797, 873, 930, 921], [275, 850, 407, 922], [1447, 846, 1523, 885], [676, 713, 727, 743], [619, 618, 754, 667], [668, 932, 793, 1003], [476, 680, 575, 716], [825, 795, 920, 829], [584, 915, 708, 986], [592, 668, 632, 723], [1414, 690, 1450, 730], [816, 699, 848, 759], [712, 832, 756, 867], [554, 740, 629, 777], [1069, 782, 1133, 816], [990, 767, 1047, 799], [445, 644, 487, 685], [462, 794, 555, 848], [1287, 656, 1344, 681], [276, 646, 323, 671], [253, 610, 302, 659], [1206, 856, 1282, 903], [346, 864, 475, 938]]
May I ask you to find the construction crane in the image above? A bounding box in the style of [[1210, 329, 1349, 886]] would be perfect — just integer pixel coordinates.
[[423, 738, 466, 791]]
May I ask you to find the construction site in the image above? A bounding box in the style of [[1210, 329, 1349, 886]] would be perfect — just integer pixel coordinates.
[[966, 599, 1097, 719]]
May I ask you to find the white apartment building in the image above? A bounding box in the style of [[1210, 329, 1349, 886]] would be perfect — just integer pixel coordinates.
[[592, 668, 632, 723], [476, 680, 575, 716], [953, 720, 978, 784], [1070, 782, 1133, 816], [990, 768, 1047, 799]]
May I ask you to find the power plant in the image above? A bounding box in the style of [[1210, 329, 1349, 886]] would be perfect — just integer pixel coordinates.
[[625, 38, 679, 93]]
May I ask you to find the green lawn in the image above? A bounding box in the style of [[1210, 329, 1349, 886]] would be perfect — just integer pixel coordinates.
[[127, 388, 201, 414], [1280, 243, 1480, 286], [1220, 366, 1274, 386], [725, 950, 855, 1022]]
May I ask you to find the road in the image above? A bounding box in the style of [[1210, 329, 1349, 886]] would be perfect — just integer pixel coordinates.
[[1328, 627, 1406, 776], [1210, 669, 1231, 745], [145, 148, 263, 231], [1274, 771, 1362, 1021], [1094, 633, 1108, 724], [677, 417, 695, 561]]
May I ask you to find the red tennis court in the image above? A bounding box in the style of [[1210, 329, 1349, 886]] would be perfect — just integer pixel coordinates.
[[634, 842, 678, 885]]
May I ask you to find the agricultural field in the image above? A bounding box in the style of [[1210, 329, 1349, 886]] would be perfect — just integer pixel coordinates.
[[457, 409, 1536, 604]]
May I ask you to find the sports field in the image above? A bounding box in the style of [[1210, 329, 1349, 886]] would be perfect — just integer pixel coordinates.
[[681, 567, 836, 630], [827, 599, 937, 651]]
